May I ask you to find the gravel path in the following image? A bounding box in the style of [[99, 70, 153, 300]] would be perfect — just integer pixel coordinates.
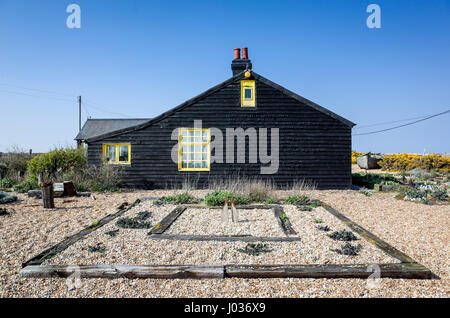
[[0, 189, 448, 297]]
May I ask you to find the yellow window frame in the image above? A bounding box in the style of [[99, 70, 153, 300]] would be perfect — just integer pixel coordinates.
[[241, 80, 256, 107], [178, 128, 210, 171], [102, 143, 131, 165]]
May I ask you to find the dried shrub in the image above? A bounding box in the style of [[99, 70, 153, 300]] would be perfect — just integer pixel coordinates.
[[317, 225, 331, 232], [87, 243, 106, 253], [237, 243, 272, 256]]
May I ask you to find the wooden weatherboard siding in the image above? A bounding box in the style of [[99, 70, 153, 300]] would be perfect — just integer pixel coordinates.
[[86, 72, 353, 189]]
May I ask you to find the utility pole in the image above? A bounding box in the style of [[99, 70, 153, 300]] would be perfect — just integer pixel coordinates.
[[78, 95, 82, 132]]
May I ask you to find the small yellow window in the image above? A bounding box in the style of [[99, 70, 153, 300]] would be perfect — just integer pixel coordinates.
[[178, 128, 210, 171], [102, 143, 131, 165], [241, 80, 256, 107]]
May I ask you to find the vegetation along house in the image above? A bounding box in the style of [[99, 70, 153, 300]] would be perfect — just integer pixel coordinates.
[[76, 48, 355, 189]]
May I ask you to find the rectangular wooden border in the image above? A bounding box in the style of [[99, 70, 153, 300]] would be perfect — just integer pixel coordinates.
[[148, 206, 187, 234], [20, 202, 434, 280]]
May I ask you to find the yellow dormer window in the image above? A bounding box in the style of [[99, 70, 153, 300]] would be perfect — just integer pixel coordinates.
[[241, 80, 255, 107]]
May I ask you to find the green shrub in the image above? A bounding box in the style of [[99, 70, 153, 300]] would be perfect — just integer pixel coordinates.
[[285, 195, 311, 206], [116, 217, 151, 229], [313, 218, 323, 224], [331, 243, 362, 256], [431, 189, 448, 201], [28, 147, 86, 181], [204, 190, 249, 206], [161, 192, 198, 204], [1, 178, 13, 189], [264, 197, 280, 205], [0, 191, 17, 204], [352, 173, 399, 189], [328, 230, 358, 241]]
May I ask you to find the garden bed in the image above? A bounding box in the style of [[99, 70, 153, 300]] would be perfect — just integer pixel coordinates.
[[36, 200, 407, 269]]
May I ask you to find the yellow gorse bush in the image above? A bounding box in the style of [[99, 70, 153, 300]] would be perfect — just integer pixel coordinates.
[[378, 153, 450, 172]]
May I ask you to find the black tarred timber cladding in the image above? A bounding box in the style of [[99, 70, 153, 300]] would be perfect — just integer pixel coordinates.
[[86, 73, 353, 189]]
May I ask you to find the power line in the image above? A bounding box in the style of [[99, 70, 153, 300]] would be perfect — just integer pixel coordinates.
[[0, 83, 76, 98], [0, 88, 75, 102], [353, 109, 450, 136], [83, 98, 132, 118], [353, 114, 431, 129]]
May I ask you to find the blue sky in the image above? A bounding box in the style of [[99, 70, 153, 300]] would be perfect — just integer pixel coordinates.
[[0, 0, 449, 153]]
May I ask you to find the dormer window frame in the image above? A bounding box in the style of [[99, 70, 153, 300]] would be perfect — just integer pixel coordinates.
[[241, 80, 256, 107]]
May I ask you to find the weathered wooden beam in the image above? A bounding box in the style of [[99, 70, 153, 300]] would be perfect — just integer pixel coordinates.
[[20, 264, 224, 279], [20, 262, 433, 280], [21, 199, 141, 267], [322, 205, 416, 263], [182, 204, 274, 210], [148, 206, 187, 234], [225, 263, 433, 279], [148, 234, 301, 242], [272, 206, 297, 235]]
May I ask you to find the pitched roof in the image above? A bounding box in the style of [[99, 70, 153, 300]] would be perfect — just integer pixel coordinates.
[[75, 118, 151, 141], [85, 71, 355, 142]]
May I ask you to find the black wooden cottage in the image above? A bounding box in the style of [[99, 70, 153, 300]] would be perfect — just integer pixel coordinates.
[[78, 48, 355, 189]]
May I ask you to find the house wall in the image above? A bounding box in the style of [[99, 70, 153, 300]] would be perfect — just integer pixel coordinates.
[[86, 79, 352, 189]]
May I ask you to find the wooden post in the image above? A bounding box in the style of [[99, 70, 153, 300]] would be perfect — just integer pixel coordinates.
[[231, 198, 238, 222], [221, 200, 228, 222], [40, 182, 55, 209]]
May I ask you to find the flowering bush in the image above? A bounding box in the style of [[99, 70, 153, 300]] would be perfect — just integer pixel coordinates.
[[351, 151, 364, 164], [378, 154, 450, 172]]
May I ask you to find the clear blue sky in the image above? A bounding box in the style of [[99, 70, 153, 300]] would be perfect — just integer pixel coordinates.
[[0, 0, 449, 153]]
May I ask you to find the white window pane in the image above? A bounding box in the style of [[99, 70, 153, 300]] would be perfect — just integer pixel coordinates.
[[118, 145, 129, 162], [201, 161, 208, 168], [106, 145, 116, 162]]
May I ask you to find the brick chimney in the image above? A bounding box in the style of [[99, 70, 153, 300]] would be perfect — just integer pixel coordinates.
[[231, 47, 252, 76]]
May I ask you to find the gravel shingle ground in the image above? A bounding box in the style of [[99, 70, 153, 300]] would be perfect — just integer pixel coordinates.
[[0, 189, 448, 297]]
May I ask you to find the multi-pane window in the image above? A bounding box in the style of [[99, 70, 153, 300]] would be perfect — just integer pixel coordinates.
[[178, 128, 210, 171], [241, 80, 256, 107], [103, 144, 131, 164]]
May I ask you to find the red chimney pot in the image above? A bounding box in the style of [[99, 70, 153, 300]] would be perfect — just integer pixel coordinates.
[[242, 47, 248, 59], [234, 48, 241, 59]]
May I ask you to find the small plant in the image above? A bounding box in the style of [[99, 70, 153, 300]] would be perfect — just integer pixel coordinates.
[[247, 188, 268, 203], [161, 192, 198, 204], [279, 213, 287, 223], [317, 225, 331, 232], [298, 205, 313, 211], [285, 194, 311, 206], [237, 243, 272, 256], [331, 243, 362, 256], [91, 220, 99, 227], [116, 216, 151, 229], [0, 191, 17, 204], [359, 189, 372, 197], [87, 243, 106, 253], [310, 200, 322, 208], [105, 229, 119, 237], [313, 218, 323, 224], [264, 197, 279, 205], [431, 189, 448, 201], [136, 211, 152, 220], [204, 190, 249, 206], [328, 230, 358, 241], [0, 178, 13, 189]]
